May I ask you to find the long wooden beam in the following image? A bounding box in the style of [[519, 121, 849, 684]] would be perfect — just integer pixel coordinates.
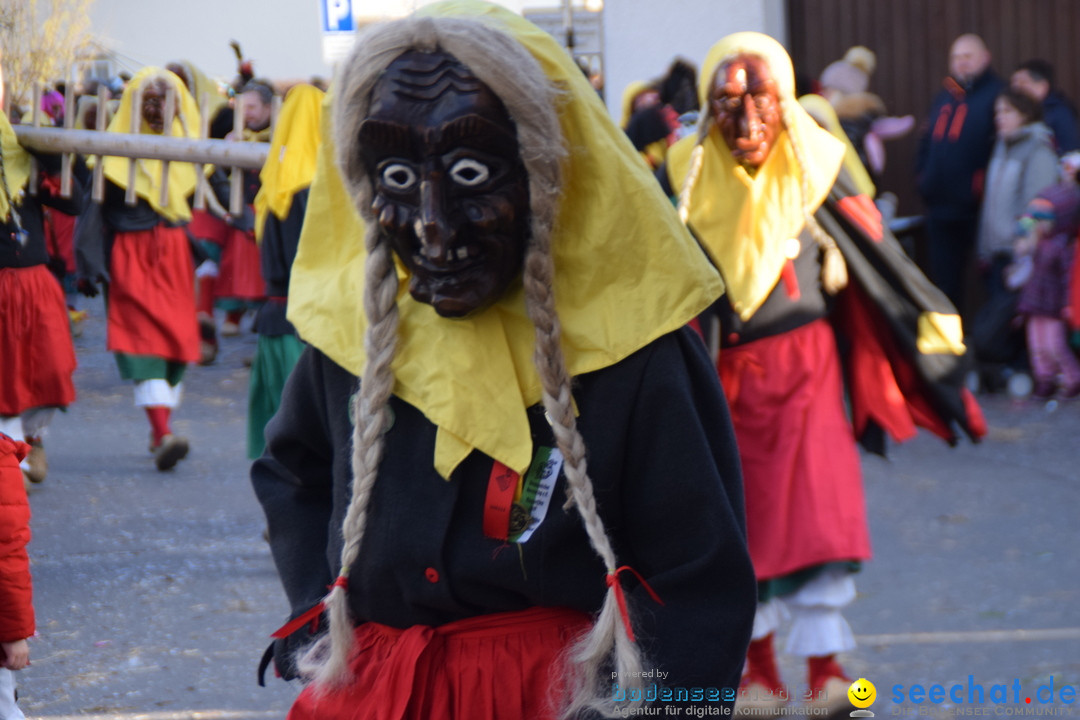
[[12, 126, 269, 170]]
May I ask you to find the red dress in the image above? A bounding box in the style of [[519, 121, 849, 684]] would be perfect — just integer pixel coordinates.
[[0, 264, 77, 415], [187, 209, 229, 247], [288, 607, 590, 720], [718, 319, 872, 581], [216, 221, 265, 301], [106, 226, 200, 364]]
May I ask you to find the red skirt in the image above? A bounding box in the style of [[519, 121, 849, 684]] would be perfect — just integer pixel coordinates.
[[107, 226, 200, 364], [289, 607, 591, 720], [187, 209, 229, 245], [718, 318, 871, 581], [0, 265, 77, 415], [216, 226, 265, 301], [45, 209, 77, 275]]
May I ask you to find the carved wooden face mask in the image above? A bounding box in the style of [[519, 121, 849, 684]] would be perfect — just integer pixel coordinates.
[[358, 50, 530, 318], [141, 79, 171, 134], [710, 54, 782, 169]]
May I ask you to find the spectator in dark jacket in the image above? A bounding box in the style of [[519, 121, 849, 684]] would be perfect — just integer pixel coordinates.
[[1011, 59, 1080, 156], [917, 33, 1005, 317]]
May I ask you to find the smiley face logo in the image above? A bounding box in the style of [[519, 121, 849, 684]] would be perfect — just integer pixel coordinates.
[[848, 678, 876, 708]]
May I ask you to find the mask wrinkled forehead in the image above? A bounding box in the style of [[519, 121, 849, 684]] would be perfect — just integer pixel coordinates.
[[700, 32, 794, 108], [367, 49, 507, 130]]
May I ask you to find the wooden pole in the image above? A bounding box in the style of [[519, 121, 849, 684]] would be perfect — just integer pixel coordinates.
[[158, 84, 176, 208], [60, 81, 75, 197], [125, 85, 142, 206], [91, 86, 108, 203], [194, 91, 210, 211], [13, 126, 269, 169], [271, 94, 282, 135], [27, 83, 42, 196], [230, 93, 244, 216]]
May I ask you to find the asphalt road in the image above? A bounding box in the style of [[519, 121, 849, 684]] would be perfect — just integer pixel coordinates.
[[13, 296, 1080, 719]]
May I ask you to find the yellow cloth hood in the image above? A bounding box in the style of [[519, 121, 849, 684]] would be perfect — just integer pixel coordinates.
[[798, 93, 876, 198], [98, 67, 201, 223], [254, 84, 323, 242], [667, 31, 845, 321], [0, 113, 31, 223], [620, 80, 651, 129], [288, 0, 724, 480], [172, 60, 228, 119]]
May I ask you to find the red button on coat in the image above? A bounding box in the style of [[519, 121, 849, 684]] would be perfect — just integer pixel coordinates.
[[424, 567, 439, 583], [727, 332, 740, 345]]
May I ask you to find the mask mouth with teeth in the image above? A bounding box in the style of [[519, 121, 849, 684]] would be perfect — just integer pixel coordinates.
[[358, 50, 530, 318]]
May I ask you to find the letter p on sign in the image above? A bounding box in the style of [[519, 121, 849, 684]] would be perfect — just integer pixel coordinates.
[[324, 0, 354, 32]]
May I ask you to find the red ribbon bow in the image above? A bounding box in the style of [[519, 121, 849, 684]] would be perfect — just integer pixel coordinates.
[[605, 565, 664, 643], [270, 575, 349, 639]]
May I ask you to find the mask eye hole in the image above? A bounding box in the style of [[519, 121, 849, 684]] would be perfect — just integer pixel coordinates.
[[381, 163, 417, 191], [449, 158, 490, 187]]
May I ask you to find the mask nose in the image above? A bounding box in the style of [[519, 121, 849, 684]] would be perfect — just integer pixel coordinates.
[[415, 178, 456, 264], [739, 93, 762, 140]]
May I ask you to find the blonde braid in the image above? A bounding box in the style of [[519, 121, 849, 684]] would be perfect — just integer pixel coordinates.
[[297, 218, 400, 689], [521, 235, 647, 719], [676, 117, 712, 225], [783, 100, 847, 294]]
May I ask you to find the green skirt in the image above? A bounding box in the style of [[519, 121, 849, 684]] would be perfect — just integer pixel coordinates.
[[247, 333, 305, 459], [757, 561, 862, 603], [115, 353, 186, 385]]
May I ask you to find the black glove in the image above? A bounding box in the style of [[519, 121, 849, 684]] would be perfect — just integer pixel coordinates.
[[257, 607, 324, 685], [77, 278, 99, 298], [46, 255, 68, 280]]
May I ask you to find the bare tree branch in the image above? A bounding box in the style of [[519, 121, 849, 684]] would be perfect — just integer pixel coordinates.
[[1, 0, 97, 114]]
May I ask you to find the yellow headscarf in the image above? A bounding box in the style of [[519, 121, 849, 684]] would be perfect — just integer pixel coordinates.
[[254, 84, 323, 243], [288, 0, 724, 480], [73, 95, 109, 130], [98, 66, 200, 223], [620, 80, 651, 129], [620, 80, 669, 168], [667, 31, 845, 321], [0, 113, 30, 223], [171, 60, 228, 120], [798, 92, 876, 198], [243, 127, 273, 143]]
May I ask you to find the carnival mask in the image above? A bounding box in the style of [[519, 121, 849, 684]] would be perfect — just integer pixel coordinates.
[[711, 54, 782, 169], [358, 50, 530, 318], [141, 79, 171, 134]]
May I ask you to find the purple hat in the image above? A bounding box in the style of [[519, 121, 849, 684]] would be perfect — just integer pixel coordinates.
[[1025, 183, 1080, 236], [41, 91, 65, 123]]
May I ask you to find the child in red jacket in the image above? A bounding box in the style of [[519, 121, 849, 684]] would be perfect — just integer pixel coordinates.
[[0, 433, 34, 720]]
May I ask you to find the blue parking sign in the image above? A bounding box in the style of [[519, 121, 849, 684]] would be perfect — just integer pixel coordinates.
[[322, 0, 354, 33]]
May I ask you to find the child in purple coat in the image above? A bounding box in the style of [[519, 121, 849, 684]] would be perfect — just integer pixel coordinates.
[[1014, 180, 1080, 397]]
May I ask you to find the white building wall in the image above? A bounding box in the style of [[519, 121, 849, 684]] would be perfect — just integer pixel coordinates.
[[88, 0, 786, 119], [601, 0, 787, 120], [88, 0, 531, 87], [89, 0, 331, 84]]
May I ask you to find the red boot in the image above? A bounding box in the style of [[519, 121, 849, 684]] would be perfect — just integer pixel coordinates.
[[806, 654, 852, 715], [198, 312, 218, 366], [735, 634, 787, 716]]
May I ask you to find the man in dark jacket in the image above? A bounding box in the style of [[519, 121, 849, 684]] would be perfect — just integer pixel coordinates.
[[916, 33, 1004, 318], [1011, 59, 1080, 155]]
